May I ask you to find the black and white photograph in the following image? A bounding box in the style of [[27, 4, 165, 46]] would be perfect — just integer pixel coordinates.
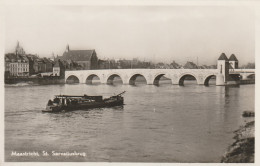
[[0, 0, 258, 165]]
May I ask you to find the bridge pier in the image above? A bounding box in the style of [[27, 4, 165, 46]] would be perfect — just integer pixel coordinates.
[[171, 79, 179, 85], [197, 76, 205, 85], [79, 77, 85, 84], [240, 74, 249, 80], [216, 74, 225, 86], [123, 79, 129, 85], [146, 80, 154, 85]]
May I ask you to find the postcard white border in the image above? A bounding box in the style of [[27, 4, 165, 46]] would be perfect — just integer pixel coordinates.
[[0, 0, 259, 166]]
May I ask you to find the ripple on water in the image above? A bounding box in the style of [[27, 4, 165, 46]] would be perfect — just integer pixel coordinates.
[[4, 83, 255, 162]]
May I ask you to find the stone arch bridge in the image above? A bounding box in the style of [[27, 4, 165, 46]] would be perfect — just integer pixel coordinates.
[[229, 69, 255, 80], [65, 69, 220, 86]]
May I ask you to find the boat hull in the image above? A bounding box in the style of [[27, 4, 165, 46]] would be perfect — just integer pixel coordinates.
[[42, 99, 124, 113]]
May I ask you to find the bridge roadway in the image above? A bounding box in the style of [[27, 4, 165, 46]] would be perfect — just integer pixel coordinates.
[[65, 69, 255, 85], [229, 69, 255, 80], [65, 68, 254, 86]]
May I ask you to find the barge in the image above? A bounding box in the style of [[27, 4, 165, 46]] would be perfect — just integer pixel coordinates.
[[42, 91, 125, 113]]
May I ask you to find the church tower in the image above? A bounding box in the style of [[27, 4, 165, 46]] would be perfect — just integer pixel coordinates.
[[15, 41, 25, 55]]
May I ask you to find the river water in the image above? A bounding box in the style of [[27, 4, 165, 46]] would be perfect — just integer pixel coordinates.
[[5, 80, 254, 162]]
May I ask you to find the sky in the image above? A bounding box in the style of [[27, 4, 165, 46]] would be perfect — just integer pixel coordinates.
[[4, 5, 255, 65]]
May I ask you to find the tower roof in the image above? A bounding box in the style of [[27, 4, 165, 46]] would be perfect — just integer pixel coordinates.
[[229, 54, 238, 61], [218, 53, 229, 61]]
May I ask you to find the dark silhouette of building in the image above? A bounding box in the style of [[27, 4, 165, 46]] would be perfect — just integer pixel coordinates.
[[26, 54, 39, 75], [57, 45, 98, 70], [53, 60, 65, 77]]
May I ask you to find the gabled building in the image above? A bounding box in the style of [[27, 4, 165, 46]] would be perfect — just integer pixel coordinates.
[[5, 42, 29, 77], [5, 53, 29, 77], [37, 58, 45, 73], [53, 60, 65, 77], [6, 42, 29, 77], [43, 58, 54, 72], [26, 54, 39, 75], [57, 45, 98, 70]]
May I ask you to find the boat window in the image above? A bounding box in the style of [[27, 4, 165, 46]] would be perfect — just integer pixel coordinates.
[[53, 98, 60, 103]]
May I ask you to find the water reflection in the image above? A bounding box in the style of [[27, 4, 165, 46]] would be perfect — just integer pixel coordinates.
[[5, 84, 254, 162]]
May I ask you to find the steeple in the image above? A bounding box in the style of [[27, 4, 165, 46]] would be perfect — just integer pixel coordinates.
[[15, 41, 25, 55], [15, 41, 20, 55], [66, 44, 70, 52]]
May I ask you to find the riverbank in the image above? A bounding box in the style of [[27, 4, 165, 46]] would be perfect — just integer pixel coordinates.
[[221, 120, 255, 163], [5, 77, 65, 85], [240, 79, 255, 84]]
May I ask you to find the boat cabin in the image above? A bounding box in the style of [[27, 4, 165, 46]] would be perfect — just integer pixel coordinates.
[[48, 95, 103, 106]]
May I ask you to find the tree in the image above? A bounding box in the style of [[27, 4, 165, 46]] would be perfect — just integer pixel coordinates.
[[240, 62, 255, 69]]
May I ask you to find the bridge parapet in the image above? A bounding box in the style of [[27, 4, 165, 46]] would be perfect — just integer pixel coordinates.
[[65, 69, 218, 85], [231, 69, 255, 73]]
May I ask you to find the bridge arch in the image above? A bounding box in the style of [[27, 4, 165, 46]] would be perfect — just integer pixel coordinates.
[[153, 73, 171, 85], [204, 74, 216, 86], [178, 73, 198, 86], [66, 75, 80, 84], [240, 73, 255, 80], [86, 74, 101, 84], [129, 73, 147, 85], [153, 74, 165, 85], [107, 74, 123, 85], [247, 73, 255, 79]]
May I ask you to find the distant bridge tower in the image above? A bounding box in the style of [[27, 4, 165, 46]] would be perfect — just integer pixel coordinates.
[[216, 53, 230, 85], [229, 54, 239, 69]]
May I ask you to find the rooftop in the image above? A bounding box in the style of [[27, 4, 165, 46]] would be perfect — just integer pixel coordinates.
[[218, 53, 229, 61], [229, 54, 238, 61], [61, 49, 96, 61]]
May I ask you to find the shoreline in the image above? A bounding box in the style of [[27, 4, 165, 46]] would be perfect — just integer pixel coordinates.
[[221, 120, 255, 163], [4, 77, 254, 86], [5, 77, 65, 85]]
